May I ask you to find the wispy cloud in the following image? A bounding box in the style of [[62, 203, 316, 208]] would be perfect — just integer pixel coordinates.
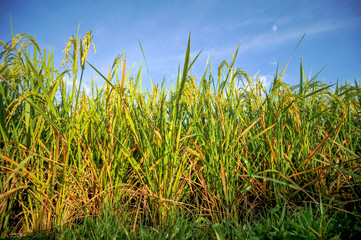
[[207, 18, 354, 58], [269, 60, 278, 66], [272, 24, 278, 32]]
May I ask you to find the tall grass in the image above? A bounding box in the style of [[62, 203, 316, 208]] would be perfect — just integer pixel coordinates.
[[0, 29, 360, 238]]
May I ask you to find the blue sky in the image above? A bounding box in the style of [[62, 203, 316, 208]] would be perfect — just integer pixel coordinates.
[[1, 0, 360, 91]]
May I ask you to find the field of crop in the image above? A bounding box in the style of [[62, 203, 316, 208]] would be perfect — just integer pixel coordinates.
[[1, 30, 360, 239]]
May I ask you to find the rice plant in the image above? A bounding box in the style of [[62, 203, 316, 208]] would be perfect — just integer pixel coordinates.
[[0, 28, 360, 238]]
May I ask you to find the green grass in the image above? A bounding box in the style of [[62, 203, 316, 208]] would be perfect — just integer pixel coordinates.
[[4, 205, 361, 239], [0, 28, 360, 239]]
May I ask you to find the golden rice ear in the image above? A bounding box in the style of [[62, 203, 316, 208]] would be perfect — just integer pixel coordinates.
[[80, 30, 96, 69], [61, 36, 74, 69]]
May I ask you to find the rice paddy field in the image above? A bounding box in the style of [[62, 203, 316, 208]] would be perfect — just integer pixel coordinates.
[[1, 30, 361, 239]]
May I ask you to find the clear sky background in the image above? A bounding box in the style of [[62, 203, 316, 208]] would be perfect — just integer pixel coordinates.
[[1, 0, 360, 91]]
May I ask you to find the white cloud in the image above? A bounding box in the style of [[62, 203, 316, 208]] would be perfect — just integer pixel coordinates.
[[269, 60, 278, 66], [82, 84, 91, 95], [259, 75, 273, 89], [64, 77, 92, 95], [272, 24, 278, 32]]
